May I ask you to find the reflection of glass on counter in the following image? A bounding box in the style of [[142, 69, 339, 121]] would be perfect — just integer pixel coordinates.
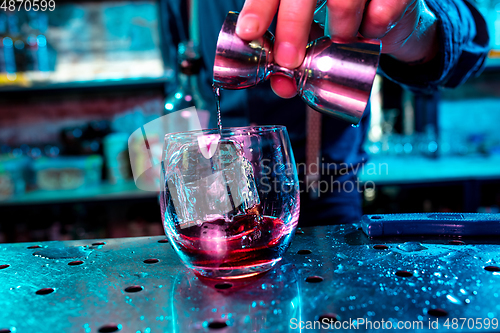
[[171, 263, 300, 331]]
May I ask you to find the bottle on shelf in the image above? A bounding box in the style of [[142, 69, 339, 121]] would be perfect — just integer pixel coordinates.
[[0, 13, 6, 73], [6, 14, 27, 73], [2, 14, 16, 76], [128, 42, 213, 192], [25, 11, 40, 72], [34, 12, 51, 73], [163, 40, 210, 132]]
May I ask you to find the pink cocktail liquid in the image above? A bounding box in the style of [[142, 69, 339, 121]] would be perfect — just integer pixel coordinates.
[[164, 212, 295, 279]]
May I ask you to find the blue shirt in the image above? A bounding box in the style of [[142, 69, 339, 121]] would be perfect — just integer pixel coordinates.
[[161, 0, 489, 225]]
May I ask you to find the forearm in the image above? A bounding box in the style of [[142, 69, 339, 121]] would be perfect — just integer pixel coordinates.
[[378, 0, 490, 93]]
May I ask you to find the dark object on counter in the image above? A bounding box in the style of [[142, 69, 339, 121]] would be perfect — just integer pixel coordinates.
[[361, 212, 500, 237]]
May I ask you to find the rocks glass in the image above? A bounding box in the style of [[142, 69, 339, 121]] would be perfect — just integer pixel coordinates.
[[160, 126, 300, 279]]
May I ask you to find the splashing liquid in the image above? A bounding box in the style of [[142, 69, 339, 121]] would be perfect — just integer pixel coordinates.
[[213, 84, 222, 135]]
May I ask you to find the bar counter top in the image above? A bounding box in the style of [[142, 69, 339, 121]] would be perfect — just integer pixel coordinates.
[[0, 225, 499, 332]]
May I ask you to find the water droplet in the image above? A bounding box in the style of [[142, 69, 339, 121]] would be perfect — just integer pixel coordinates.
[[33, 246, 92, 259], [397, 242, 427, 252], [446, 295, 461, 304]]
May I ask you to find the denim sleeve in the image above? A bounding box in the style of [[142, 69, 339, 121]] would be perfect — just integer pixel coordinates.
[[378, 0, 490, 94]]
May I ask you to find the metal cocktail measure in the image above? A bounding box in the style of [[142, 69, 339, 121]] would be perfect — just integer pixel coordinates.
[[213, 11, 381, 125]]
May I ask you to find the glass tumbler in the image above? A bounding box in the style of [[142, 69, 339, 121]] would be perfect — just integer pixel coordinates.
[[160, 126, 300, 279]]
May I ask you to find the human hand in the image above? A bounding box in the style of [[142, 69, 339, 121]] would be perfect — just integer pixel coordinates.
[[235, 0, 438, 98]]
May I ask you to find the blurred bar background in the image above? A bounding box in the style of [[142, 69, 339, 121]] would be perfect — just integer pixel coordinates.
[[0, 1, 170, 242], [0, 0, 500, 243]]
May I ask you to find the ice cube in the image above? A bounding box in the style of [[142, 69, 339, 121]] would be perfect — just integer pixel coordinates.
[[197, 133, 220, 159], [214, 140, 260, 217], [165, 138, 260, 229], [199, 222, 227, 256]]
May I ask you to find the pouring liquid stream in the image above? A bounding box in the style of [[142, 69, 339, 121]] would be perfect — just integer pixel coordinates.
[[211, 83, 235, 213], [213, 84, 222, 135]]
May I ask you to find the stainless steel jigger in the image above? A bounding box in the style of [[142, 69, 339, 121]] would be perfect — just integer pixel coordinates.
[[213, 11, 382, 125]]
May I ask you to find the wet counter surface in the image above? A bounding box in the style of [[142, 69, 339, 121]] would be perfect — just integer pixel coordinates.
[[0, 225, 499, 332]]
